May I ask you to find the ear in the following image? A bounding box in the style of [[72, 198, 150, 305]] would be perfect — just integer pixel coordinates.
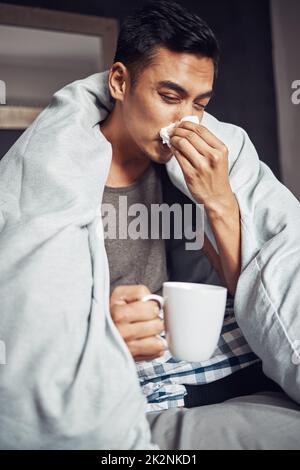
[[108, 63, 128, 102]]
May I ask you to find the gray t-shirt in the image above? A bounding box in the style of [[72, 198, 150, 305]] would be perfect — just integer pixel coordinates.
[[102, 162, 169, 296]]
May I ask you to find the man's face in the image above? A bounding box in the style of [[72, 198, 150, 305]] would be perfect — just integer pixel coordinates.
[[121, 46, 215, 164]]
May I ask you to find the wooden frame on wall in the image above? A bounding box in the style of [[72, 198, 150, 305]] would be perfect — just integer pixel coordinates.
[[0, 3, 118, 129]]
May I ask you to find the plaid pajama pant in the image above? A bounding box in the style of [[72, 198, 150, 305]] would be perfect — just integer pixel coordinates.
[[136, 298, 260, 412]]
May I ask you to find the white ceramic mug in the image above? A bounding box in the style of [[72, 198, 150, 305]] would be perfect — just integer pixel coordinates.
[[142, 282, 227, 362]]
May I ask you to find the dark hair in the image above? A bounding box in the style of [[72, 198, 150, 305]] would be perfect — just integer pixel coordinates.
[[113, 0, 220, 89]]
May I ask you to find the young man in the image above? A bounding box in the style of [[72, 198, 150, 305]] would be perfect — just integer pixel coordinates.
[[100, 1, 281, 412], [1, 0, 300, 451]]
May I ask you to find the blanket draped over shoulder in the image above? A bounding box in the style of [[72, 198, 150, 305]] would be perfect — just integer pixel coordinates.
[[0, 71, 299, 449]]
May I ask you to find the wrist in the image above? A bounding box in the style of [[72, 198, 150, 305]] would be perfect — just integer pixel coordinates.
[[205, 193, 239, 222]]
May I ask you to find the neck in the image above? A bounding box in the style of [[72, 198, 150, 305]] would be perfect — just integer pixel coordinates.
[[100, 104, 151, 187]]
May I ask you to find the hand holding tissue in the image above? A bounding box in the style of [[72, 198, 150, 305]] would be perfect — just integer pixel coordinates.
[[160, 114, 234, 211], [159, 115, 200, 148]]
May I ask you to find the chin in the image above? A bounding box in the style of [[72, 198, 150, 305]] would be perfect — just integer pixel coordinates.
[[149, 151, 173, 165], [159, 153, 174, 163], [150, 140, 174, 163]]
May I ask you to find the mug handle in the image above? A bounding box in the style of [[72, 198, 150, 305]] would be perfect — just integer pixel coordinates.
[[141, 294, 167, 350], [141, 294, 165, 310]]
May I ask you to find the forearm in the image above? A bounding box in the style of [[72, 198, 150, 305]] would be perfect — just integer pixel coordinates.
[[205, 194, 242, 296]]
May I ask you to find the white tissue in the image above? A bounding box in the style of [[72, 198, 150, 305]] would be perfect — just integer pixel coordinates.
[[159, 115, 200, 148]]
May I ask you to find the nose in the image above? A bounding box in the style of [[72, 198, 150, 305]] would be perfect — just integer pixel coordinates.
[[174, 109, 200, 124]]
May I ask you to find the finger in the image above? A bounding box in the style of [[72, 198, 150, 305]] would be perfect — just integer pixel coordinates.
[[171, 127, 215, 161], [118, 318, 165, 342], [112, 300, 161, 324], [110, 284, 150, 308], [170, 145, 194, 177], [170, 144, 195, 181], [135, 353, 165, 362], [177, 121, 226, 149], [170, 135, 209, 171], [128, 336, 167, 359]]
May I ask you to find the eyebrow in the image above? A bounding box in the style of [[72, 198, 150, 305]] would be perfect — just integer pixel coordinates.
[[157, 80, 213, 100]]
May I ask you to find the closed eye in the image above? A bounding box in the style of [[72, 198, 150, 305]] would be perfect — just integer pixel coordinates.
[[160, 94, 207, 110], [160, 94, 179, 101]]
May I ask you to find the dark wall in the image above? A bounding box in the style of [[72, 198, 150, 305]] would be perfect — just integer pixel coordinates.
[[0, 0, 281, 179]]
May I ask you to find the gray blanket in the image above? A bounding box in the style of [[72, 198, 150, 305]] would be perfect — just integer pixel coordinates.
[[0, 72, 156, 449], [147, 391, 300, 450], [0, 70, 300, 449]]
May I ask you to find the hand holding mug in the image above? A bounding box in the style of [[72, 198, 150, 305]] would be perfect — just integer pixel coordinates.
[[110, 285, 166, 362]]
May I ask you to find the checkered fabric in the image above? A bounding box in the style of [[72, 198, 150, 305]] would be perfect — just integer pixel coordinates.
[[136, 298, 260, 412]]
